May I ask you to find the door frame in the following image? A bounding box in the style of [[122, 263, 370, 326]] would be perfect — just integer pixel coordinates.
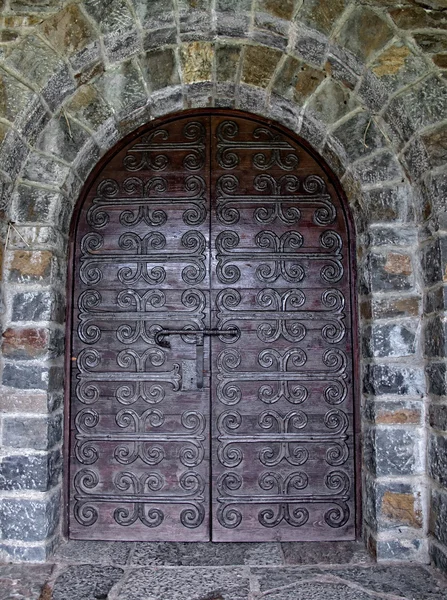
[[63, 108, 361, 540]]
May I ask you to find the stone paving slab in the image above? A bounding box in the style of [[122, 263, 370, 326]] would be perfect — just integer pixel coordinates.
[[130, 542, 284, 566], [1, 542, 447, 600], [111, 567, 250, 600], [0, 564, 53, 600]]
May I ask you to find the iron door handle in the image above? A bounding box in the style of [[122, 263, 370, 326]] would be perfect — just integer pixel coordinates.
[[154, 329, 238, 389]]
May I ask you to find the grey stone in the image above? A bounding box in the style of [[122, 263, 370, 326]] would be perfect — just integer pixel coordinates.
[[121, 567, 249, 600], [307, 79, 359, 125], [73, 138, 100, 181], [0, 450, 61, 491], [326, 46, 363, 90], [178, 6, 212, 41], [0, 564, 53, 600], [0, 542, 54, 563], [94, 59, 148, 118], [70, 42, 102, 73], [0, 493, 60, 542], [262, 581, 374, 600], [23, 152, 72, 187], [0, 129, 28, 180], [363, 322, 417, 358], [83, 0, 135, 34], [281, 542, 371, 565], [11, 290, 65, 323], [354, 151, 403, 187], [425, 316, 447, 358], [5, 34, 60, 88], [294, 27, 328, 67], [140, 48, 180, 91], [423, 172, 447, 230], [375, 427, 421, 476], [251, 567, 322, 592], [429, 403, 447, 430], [363, 364, 425, 397], [131, 542, 283, 566], [2, 414, 62, 450], [216, 12, 250, 37], [15, 96, 51, 146], [11, 184, 65, 225], [131, 0, 175, 30], [333, 112, 386, 162], [429, 432, 447, 487], [51, 565, 124, 600], [368, 251, 414, 292], [142, 27, 177, 50], [38, 114, 90, 163], [333, 564, 445, 599], [421, 238, 442, 287], [103, 28, 141, 64], [2, 362, 50, 390], [431, 488, 447, 547], [364, 185, 412, 223], [42, 65, 76, 113], [430, 542, 447, 576], [403, 136, 431, 181], [427, 363, 447, 396], [357, 70, 388, 113], [55, 540, 131, 565], [368, 225, 417, 247], [384, 96, 417, 146]]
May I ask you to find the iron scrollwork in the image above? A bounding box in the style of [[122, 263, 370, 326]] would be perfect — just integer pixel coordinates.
[[124, 121, 206, 172], [74, 469, 205, 529]]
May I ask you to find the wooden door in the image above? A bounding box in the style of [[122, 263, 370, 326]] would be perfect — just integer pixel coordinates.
[[67, 111, 357, 542]]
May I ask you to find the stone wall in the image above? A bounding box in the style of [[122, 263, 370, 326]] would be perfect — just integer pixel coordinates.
[[0, 0, 446, 569]]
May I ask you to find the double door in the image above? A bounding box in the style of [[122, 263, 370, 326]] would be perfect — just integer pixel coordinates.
[[68, 112, 356, 541]]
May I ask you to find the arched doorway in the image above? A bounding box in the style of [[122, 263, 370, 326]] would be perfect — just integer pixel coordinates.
[[65, 110, 359, 542]]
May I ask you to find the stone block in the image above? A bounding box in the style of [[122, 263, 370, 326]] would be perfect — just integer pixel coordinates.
[[403, 136, 431, 181], [375, 427, 422, 476], [14, 96, 51, 146], [0, 450, 61, 491], [431, 489, 447, 547], [293, 26, 328, 67], [71, 52, 103, 83], [11, 185, 65, 226], [430, 542, 447, 576], [2, 414, 62, 450], [0, 388, 49, 414], [142, 26, 177, 50], [42, 65, 76, 113], [7, 250, 54, 284], [0, 68, 34, 122], [5, 34, 60, 88], [141, 48, 180, 91], [325, 46, 362, 90], [215, 12, 250, 37], [269, 94, 302, 135], [131, 0, 175, 30], [424, 316, 447, 359], [389, 5, 447, 30], [368, 225, 417, 247], [307, 79, 358, 125], [2, 327, 50, 360], [216, 44, 241, 83], [237, 85, 268, 114], [83, 0, 135, 34], [426, 363, 447, 396], [94, 59, 147, 117], [357, 71, 388, 113], [178, 4, 212, 41], [273, 56, 325, 105], [429, 403, 447, 431], [254, 7, 290, 39], [429, 432, 447, 487], [370, 42, 426, 95], [23, 152, 72, 188], [0, 492, 60, 542], [103, 29, 141, 64], [2, 363, 63, 392], [422, 124, 447, 170], [296, 0, 347, 36], [364, 186, 411, 224], [39, 4, 97, 56], [423, 172, 447, 230], [363, 364, 425, 397], [375, 538, 426, 562], [355, 151, 403, 187], [363, 322, 417, 358], [241, 45, 282, 88], [51, 565, 124, 600], [336, 6, 393, 62], [184, 81, 213, 109], [421, 238, 442, 286], [38, 113, 90, 163], [369, 399, 423, 426], [300, 113, 326, 150], [0, 129, 28, 181], [150, 86, 183, 118], [11, 290, 65, 323], [73, 138, 100, 182], [333, 112, 386, 163], [368, 251, 414, 292], [0, 542, 54, 563], [66, 84, 114, 131]]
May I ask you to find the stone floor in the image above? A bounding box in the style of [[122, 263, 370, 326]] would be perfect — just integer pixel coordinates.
[[1, 542, 447, 600]]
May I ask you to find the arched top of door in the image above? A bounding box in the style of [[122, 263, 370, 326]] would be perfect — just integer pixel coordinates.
[[69, 109, 355, 247]]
